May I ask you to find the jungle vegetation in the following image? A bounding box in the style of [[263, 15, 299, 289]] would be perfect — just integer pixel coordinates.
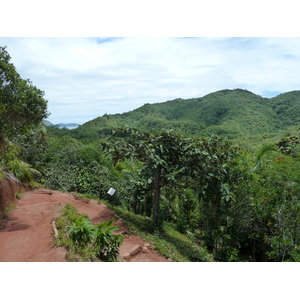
[[1, 46, 300, 261]]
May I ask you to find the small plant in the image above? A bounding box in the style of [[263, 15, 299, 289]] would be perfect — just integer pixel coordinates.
[[15, 191, 23, 200], [93, 219, 123, 262], [175, 215, 189, 233], [3, 203, 16, 219], [67, 217, 95, 247], [55, 204, 123, 262]]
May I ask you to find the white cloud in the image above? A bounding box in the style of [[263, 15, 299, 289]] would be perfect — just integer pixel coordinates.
[[1, 37, 300, 124]]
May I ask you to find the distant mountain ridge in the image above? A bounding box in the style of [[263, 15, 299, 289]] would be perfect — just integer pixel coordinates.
[[45, 122, 80, 129], [55, 123, 80, 129], [74, 89, 300, 139]]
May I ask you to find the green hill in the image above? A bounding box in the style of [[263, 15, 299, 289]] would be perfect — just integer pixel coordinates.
[[72, 89, 300, 140], [268, 90, 300, 127]]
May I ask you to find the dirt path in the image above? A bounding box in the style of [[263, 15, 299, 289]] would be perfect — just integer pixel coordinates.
[[0, 188, 169, 262]]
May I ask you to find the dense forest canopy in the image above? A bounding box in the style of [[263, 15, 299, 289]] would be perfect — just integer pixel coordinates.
[[1, 46, 300, 262], [67, 88, 300, 142]]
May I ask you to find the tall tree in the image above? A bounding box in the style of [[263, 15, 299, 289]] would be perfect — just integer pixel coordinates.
[[110, 127, 186, 225], [182, 136, 240, 252], [0, 46, 48, 152]]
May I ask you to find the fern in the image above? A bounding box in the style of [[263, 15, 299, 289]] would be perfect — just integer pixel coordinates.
[[7, 159, 40, 183]]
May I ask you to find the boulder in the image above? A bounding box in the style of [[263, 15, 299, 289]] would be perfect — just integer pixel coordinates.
[[122, 252, 131, 261], [130, 244, 142, 256], [142, 246, 149, 253]]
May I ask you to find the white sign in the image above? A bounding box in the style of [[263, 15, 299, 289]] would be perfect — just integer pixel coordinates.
[[107, 188, 116, 196]]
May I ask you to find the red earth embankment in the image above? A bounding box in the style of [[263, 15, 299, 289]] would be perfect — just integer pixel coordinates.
[[0, 174, 23, 219]]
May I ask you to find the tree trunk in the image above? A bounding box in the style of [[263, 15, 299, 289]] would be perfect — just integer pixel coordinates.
[[153, 177, 161, 226], [0, 133, 6, 153]]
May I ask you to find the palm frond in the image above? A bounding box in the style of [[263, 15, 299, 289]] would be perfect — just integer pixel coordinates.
[[252, 144, 276, 172]]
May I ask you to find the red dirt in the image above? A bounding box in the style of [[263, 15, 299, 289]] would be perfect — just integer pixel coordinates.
[[0, 188, 169, 262], [0, 175, 23, 218]]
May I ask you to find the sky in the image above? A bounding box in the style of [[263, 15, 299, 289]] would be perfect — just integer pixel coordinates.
[[1, 36, 300, 125]]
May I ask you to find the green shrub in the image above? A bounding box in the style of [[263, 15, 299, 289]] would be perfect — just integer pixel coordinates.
[[93, 219, 123, 262], [67, 218, 95, 246]]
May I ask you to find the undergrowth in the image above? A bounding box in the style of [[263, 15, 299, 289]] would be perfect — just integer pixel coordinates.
[[0, 203, 16, 230], [56, 195, 213, 262], [54, 203, 122, 262], [109, 204, 213, 262]]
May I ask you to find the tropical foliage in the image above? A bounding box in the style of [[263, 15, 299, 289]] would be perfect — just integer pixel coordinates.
[[0, 46, 48, 152], [56, 204, 122, 262], [1, 46, 300, 262], [0, 46, 48, 187]]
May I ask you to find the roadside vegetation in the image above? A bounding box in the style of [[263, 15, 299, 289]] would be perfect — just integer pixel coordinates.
[[111, 205, 213, 262], [1, 46, 300, 261], [54, 204, 123, 262]]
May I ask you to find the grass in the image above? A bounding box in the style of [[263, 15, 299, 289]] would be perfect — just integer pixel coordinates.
[[0, 169, 5, 180], [0, 203, 16, 230], [110, 205, 214, 262], [3, 203, 16, 217], [15, 191, 23, 200]]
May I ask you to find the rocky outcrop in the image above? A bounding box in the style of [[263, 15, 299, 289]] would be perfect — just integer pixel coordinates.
[[0, 172, 22, 218]]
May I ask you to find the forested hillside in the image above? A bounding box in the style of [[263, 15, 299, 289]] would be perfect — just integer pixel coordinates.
[[1, 45, 300, 262], [268, 90, 300, 126], [71, 88, 300, 140]]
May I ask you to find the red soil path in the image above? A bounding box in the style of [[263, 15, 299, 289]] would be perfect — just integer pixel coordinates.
[[0, 188, 169, 262]]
